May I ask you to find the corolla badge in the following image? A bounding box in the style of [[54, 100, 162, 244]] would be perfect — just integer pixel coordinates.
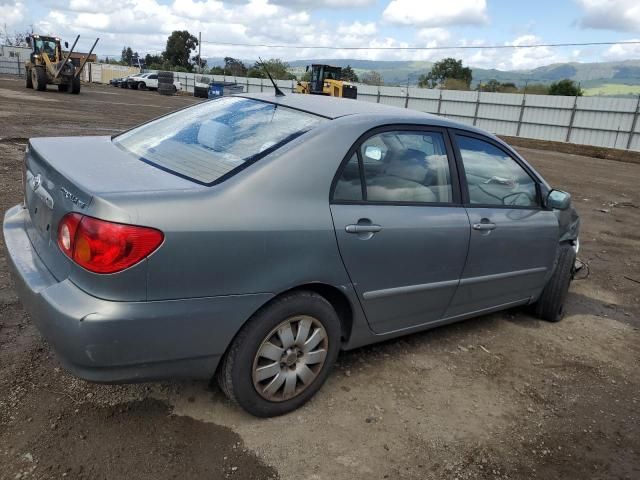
[[60, 186, 87, 209]]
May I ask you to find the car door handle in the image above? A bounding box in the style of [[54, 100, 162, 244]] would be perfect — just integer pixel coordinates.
[[345, 224, 383, 234], [473, 222, 497, 231]]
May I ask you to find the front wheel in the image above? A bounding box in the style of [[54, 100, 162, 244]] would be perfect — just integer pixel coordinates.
[[217, 291, 341, 417], [25, 69, 33, 88], [533, 244, 576, 322], [32, 67, 47, 91]]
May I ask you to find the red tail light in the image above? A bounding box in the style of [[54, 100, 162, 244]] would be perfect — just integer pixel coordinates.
[[57, 213, 163, 274]]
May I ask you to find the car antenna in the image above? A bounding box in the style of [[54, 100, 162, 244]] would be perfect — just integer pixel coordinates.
[[259, 57, 285, 97]]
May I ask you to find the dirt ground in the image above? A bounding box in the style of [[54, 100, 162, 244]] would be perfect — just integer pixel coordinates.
[[0, 77, 638, 480]]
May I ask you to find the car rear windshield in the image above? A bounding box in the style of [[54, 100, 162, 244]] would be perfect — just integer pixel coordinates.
[[114, 97, 326, 185]]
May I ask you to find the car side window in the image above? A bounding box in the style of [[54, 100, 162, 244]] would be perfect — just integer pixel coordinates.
[[333, 131, 453, 204], [456, 135, 538, 207], [361, 131, 452, 203], [334, 154, 363, 201]]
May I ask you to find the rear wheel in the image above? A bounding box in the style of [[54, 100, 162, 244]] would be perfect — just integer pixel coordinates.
[[32, 67, 47, 91], [533, 244, 576, 322], [69, 76, 81, 94], [217, 291, 341, 417], [25, 69, 33, 88], [138, 81, 146, 90]]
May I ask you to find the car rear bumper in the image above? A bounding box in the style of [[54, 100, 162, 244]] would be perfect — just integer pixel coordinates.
[[4, 204, 272, 383]]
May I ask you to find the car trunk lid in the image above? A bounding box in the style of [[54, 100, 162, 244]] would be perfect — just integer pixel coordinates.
[[24, 136, 197, 281]]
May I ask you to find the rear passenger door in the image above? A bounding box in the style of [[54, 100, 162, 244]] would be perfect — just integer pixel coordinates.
[[330, 126, 471, 334], [445, 132, 559, 317]]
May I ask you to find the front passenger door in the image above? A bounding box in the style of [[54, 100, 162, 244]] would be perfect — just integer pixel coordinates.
[[330, 127, 470, 334], [445, 133, 559, 317]]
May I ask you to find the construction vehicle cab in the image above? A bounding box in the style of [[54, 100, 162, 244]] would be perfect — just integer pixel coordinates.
[[296, 64, 357, 99], [24, 34, 98, 94]]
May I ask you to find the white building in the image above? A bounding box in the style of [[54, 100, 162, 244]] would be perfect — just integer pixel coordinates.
[[0, 45, 31, 59]]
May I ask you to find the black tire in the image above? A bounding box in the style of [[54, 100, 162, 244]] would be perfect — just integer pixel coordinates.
[[158, 83, 176, 96], [57, 84, 66, 92], [157, 71, 174, 83], [130, 82, 138, 90], [25, 69, 33, 89], [69, 76, 80, 94], [217, 291, 341, 417], [534, 244, 576, 322], [32, 67, 47, 91], [194, 85, 209, 98], [138, 82, 146, 90]]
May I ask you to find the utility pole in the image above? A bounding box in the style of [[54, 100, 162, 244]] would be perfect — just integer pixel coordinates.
[[198, 31, 202, 73]]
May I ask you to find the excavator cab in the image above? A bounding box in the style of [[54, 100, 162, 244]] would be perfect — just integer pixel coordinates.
[[296, 64, 357, 99]]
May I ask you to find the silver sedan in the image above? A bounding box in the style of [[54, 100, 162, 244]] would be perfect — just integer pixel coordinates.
[[4, 92, 579, 417]]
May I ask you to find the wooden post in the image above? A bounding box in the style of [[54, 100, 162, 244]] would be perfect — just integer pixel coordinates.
[[473, 90, 481, 126], [566, 95, 579, 143], [376, 87, 381, 103], [404, 88, 409, 108], [437, 89, 443, 114], [516, 93, 526, 137], [626, 95, 640, 150]]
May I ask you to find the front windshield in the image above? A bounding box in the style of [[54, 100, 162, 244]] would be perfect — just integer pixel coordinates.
[[34, 39, 57, 57], [114, 97, 326, 185]]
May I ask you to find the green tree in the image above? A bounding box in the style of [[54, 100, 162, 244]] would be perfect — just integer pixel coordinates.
[[144, 53, 163, 67], [418, 58, 472, 89], [483, 79, 501, 92], [299, 70, 311, 82], [209, 66, 225, 75], [120, 46, 133, 65], [224, 57, 248, 76], [341, 65, 359, 82], [248, 59, 295, 80], [442, 78, 471, 91], [163, 31, 198, 70], [481, 79, 518, 93], [548, 79, 582, 96], [192, 54, 207, 71], [361, 71, 383, 86], [521, 83, 549, 95]]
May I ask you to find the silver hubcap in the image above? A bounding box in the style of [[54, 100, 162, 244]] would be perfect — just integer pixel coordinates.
[[252, 315, 328, 402]]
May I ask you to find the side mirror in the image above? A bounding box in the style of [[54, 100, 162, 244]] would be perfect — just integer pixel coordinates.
[[364, 146, 383, 161], [546, 189, 571, 210], [65, 41, 69, 48]]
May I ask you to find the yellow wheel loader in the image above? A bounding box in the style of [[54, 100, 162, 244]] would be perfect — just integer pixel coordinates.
[[296, 64, 357, 99], [24, 34, 99, 94]]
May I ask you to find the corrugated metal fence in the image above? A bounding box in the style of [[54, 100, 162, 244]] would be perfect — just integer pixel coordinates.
[[0, 57, 23, 76], [172, 73, 640, 151], [3, 61, 640, 152]]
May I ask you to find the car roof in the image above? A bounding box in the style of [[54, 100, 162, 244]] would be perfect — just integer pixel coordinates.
[[240, 92, 485, 133]]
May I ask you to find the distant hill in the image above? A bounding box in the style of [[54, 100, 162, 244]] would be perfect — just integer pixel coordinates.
[[203, 57, 640, 96]]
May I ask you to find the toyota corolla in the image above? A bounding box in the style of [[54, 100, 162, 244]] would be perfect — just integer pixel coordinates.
[[4, 93, 579, 417]]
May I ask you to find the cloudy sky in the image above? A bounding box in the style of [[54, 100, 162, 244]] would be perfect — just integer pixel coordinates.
[[1, 0, 640, 70]]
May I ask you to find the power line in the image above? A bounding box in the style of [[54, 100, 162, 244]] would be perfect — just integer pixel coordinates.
[[200, 39, 640, 51]]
